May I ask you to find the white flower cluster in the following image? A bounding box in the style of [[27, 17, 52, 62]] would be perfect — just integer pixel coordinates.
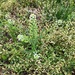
[[8, 19, 15, 25], [34, 53, 40, 59], [29, 14, 36, 21]]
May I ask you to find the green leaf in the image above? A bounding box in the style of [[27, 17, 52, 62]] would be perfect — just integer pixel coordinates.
[[2, 55, 8, 60]]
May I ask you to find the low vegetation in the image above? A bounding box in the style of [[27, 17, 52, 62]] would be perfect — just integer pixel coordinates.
[[0, 0, 75, 75]]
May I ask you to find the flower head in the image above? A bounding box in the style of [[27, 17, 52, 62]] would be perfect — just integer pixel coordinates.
[[29, 14, 36, 20]]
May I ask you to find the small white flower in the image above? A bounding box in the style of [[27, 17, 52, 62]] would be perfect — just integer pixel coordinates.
[[29, 14, 36, 20], [5, 12, 10, 19], [17, 34, 24, 41], [8, 19, 15, 24], [34, 53, 40, 59], [57, 20, 63, 25]]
